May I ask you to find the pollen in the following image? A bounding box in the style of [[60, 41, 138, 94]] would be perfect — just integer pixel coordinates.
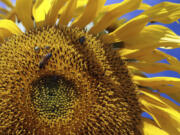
[[0, 26, 141, 134]]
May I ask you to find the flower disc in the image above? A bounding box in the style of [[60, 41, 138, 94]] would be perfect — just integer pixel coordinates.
[[0, 26, 141, 134]]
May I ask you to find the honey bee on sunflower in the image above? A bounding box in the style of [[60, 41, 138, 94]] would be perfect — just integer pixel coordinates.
[[0, 0, 180, 134]]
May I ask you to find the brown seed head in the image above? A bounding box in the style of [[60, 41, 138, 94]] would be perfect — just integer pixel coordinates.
[[0, 26, 141, 134]]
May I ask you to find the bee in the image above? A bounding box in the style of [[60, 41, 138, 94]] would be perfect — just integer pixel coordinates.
[[34, 46, 40, 53], [44, 45, 50, 50], [79, 36, 86, 45], [39, 53, 52, 69]]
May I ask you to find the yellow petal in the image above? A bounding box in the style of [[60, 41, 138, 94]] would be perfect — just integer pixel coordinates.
[[137, 49, 180, 72], [168, 93, 180, 103], [1, 0, 13, 8], [121, 49, 166, 63], [33, 0, 67, 26], [0, 29, 11, 42], [0, 19, 22, 42], [76, 0, 88, 7], [122, 47, 180, 64], [128, 55, 180, 74], [138, 3, 151, 10], [133, 76, 180, 88], [153, 49, 178, 63], [128, 62, 174, 73], [102, 2, 180, 44], [71, 0, 106, 28], [0, 19, 22, 36], [134, 76, 180, 102], [128, 66, 146, 77], [98, 2, 147, 23], [124, 25, 180, 49], [58, 0, 77, 25], [15, 0, 34, 30], [0, 7, 8, 14], [102, 15, 149, 43], [0, 14, 6, 19], [157, 50, 180, 73], [138, 118, 169, 135], [58, 0, 88, 17], [46, 0, 67, 26], [119, 48, 152, 60], [89, 0, 142, 34], [106, 18, 127, 32], [94, 3, 129, 25], [153, 85, 180, 95], [159, 49, 180, 65], [93, 4, 127, 27], [101, 3, 122, 12], [33, 0, 51, 26], [139, 90, 180, 135], [141, 2, 180, 24]]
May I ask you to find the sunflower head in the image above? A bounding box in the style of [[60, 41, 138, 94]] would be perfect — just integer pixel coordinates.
[[0, 25, 141, 134], [0, 0, 180, 135]]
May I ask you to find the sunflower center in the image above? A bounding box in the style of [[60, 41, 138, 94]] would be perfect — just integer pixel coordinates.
[[0, 26, 141, 134], [31, 75, 77, 119]]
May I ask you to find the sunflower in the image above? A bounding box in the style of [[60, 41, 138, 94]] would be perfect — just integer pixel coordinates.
[[0, 0, 180, 134]]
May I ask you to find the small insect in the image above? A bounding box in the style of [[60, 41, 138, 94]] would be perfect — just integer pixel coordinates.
[[34, 46, 40, 53], [39, 53, 52, 69], [79, 36, 86, 45], [44, 46, 50, 50]]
